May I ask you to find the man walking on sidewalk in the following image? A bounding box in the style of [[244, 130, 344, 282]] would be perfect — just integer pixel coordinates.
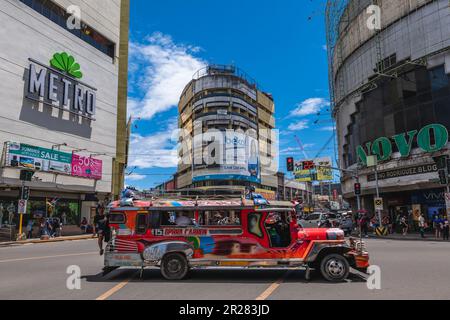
[[418, 214, 426, 239]]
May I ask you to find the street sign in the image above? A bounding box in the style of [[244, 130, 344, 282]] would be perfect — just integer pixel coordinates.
[[18, 199, 27, 214], [374, 197, 383, 211]]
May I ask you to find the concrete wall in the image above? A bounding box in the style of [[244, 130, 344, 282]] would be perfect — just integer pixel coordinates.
[[0, 0, 122, 194], [333, 0, 449, 104]]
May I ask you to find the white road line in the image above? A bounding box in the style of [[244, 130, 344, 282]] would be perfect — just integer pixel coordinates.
[[0, 252, 98, 263]]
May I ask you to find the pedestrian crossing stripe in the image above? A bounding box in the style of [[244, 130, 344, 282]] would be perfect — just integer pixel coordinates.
[[376, 227, 388, 237]]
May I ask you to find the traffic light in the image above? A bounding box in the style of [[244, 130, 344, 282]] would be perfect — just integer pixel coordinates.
[[354, 183, 361, 195], [21, 186, 30, 200], [19, 170, 34, 182], [438, 169, 448, 185], [286, 157, 294, 172]]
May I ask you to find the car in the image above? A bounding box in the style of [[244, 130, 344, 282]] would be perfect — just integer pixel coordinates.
[[299, 212, 340, 229], [103, 195, 370, 282]]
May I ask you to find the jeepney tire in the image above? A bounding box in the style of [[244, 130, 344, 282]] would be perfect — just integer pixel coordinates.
[[320, 254, 350, 282], [160, 253, 189, 281], [102, 266, 119, 276]]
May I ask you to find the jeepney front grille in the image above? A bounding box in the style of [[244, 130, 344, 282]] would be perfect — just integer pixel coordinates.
[[109, 239, 139, 253]]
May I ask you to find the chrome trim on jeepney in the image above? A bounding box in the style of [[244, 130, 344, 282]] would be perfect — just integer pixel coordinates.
[[142, 241, 194, 262]]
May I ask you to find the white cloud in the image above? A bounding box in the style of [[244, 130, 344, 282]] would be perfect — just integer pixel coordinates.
[[291, 98, 330, 117], [279, 144, 315, 155], [128, 118, 179, 169], [288, 120, 309, 131], [128, 32, 207, 119], [125, 174, 146, 182], [319, 126, 335, 132]]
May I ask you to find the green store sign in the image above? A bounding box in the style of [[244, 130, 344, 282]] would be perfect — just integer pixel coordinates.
[[357, 124, 449, 166]]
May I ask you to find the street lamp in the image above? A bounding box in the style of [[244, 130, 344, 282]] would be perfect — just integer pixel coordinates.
[[51, 143, 67, 150], [72, 148, 87, 155]]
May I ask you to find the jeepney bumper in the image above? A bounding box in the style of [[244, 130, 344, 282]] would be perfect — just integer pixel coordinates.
[[104, 251, 144, 268]]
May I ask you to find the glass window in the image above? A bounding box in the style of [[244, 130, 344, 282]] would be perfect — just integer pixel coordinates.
[[136, 214, 147, 234], [199, 210, 241, 226], [19, 0, 115, 59], [161, 211, 195, 226]]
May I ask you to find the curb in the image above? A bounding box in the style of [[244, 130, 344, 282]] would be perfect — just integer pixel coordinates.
[[0, 235, 97, 247]]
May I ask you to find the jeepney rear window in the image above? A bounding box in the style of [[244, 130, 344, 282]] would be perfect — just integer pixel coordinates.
[[199, 210, 241, 226], [108, 213, 126, 224], [161, 211, 195, 226]]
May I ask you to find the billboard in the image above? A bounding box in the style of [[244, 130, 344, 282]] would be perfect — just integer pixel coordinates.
[[192, 134, 260, 183], [5, 142, 72, 175], [294, 157, 333, 182], [3, 142, 102, 180], [71, 154, 102, 180]]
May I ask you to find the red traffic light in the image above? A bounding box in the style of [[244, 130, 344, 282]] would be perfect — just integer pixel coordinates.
[[287, 157, 294, 172]]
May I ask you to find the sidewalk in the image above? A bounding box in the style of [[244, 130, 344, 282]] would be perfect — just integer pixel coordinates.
[[0, 234, 97, 247], [368, 233, 450, 242]]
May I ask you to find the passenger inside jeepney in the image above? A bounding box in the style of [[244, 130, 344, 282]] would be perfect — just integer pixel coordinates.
[[161, 211, 195, 226], [265, 212, 291, 248]]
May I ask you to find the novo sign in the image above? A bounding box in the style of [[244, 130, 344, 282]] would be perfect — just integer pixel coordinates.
[[26, 52, 96, 119], [357, 124, 449, 166]]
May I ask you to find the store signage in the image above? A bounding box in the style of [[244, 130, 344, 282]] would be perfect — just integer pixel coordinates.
[[18, 200, 28, 215], [26, 52, 96, 119], [367, 163, 438, 182], [357, 124, 449, 166], [4, 142, 102, 180]]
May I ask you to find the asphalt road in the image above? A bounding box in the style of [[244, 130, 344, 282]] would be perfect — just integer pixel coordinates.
[[1, 238, 450, 300]]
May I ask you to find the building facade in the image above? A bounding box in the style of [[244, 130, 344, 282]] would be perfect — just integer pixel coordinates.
[[176, 65, 279, 199], [0, 0, 129, 228], [327, 0, 450, 221]]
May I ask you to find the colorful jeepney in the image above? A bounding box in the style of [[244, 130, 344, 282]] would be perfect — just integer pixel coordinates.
[[104, 196, 369, 282]]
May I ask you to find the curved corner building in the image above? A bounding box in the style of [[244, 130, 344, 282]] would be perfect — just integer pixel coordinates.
[[176, 65, 278, 199], [327, 0, 450, 219]]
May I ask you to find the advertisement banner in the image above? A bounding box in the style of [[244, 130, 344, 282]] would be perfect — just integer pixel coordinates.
[[315, 157, 333, 181], [192, 134, 260, 183], [294, 157, 333, 182], [5, 142, 71, 175], [71, 154, 102, 180]]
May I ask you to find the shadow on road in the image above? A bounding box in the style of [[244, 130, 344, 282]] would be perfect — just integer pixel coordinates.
[[83, 268, 366, 285]]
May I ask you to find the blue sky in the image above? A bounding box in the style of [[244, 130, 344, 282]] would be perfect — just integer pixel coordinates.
[[125, 0, 338, 189]]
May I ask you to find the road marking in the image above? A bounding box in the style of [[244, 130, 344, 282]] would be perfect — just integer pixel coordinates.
[[0, 252, 98, 263], [95, 271, 138, 301], [255, 271, 291, 301]]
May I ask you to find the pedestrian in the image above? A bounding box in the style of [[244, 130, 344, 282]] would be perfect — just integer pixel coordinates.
[[359, 213, 369, 238], [418, 214, 426, 239], [443, 220, 449, 241], [433, 213, 442, 239], [94, 206, 110, 255], [26, 219, 34, 239], [400, 215, 409, 236], [0, 202, 4, 228]]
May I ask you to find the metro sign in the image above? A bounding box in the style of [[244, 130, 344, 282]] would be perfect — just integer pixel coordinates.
[[26, 52, 97, 119], [357, 124, 449, 166]]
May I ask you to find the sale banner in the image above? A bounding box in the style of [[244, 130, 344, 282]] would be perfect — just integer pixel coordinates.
[[71, 154, 102, 180]]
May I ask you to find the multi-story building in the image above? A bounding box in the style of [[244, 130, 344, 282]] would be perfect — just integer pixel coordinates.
[[0, 0, 129, 228], [327, 0, 450, 221], [176, 65, 279, 199]]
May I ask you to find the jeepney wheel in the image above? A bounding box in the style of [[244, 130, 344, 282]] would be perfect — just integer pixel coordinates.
[[160, 253, 189, 280], [320, 254, 350, 282]]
